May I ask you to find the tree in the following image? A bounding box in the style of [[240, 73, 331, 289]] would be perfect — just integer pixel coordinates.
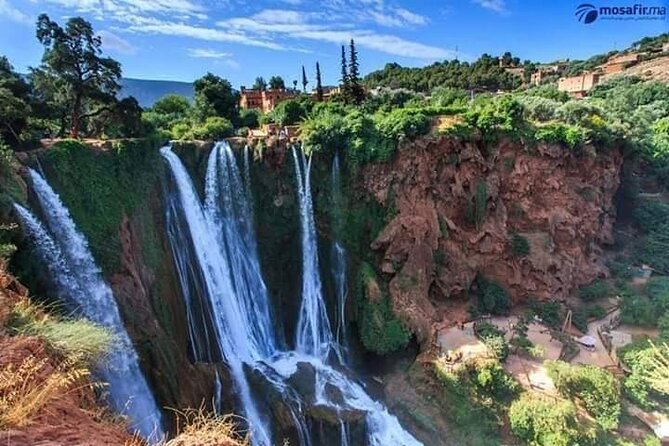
[[268, 75, 285, 90], [347, 39, 365, 104], [340, 45, 348, 87], [153, 94, 190, 116], [252, 76, 267, 91], [0, 56, 31, 145], [301, 65, 308, 93], [315, 62, 323, 101], [35, 14, 121, 138], [292, 79, 298, 91], [193, 73, 239, 124]]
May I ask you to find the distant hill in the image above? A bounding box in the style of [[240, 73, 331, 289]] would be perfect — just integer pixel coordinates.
[[118, 78, 194, 108]]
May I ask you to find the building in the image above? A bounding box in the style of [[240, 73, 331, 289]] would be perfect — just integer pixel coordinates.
[[239, 87, 298, 113], [530, 62, 567, 86], [602, 53, 641, 75], [558, 72, 602, 98], [310, 85, 341, 101]]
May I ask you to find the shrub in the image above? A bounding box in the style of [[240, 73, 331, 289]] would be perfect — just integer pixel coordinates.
[[475, 276, 511, 316], [645, 276, 669, 313], [511, 233, 530, 257], [475, 322, 509, 361], [374, 108, 431, 140], [530, 300, 562, 329], [546, 361, 621, 430], [357, 263, 410, 355], [534, 122, 586, 149], [518, 96, 561, 122], [170, 121, 191, 140], [620, 289, 659, 327], [556, 100, 605, 126], [579, 279, 610, 301], [465, 359, 519, 400], [191, 116, 233, 140], [238, 108, 260, 129], [509, 393, 580, 446], [638, 224, 669, 272], [633, 199, 669, 234]]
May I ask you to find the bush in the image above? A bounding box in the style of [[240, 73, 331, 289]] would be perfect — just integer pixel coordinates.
[[165, 408, 248, 446], [191, 116, 233, 140], [518, 96, 561, 122], [638, 224, 669, 272], [511, 233, 530, 257], [633, 199, 669, 234], [546, 361, 621, 430], [620, 289, 659, 327], [530, 300, 562, 329], [509, 393, 580, 446], [556, 100, 605, 126], [357, 263, 410, 355], [534, 122, 586, 149], [374, 108, 431, 140], [475, 322, 509, 361], [579, 279, 610, 301], [475, 276, 511, 316], [238, 108, 260, 129], [645, 276, 669, 313], [465, 359, 519, 400]]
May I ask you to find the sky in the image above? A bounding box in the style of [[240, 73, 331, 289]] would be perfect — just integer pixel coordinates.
[[0, 0, 667, 88]]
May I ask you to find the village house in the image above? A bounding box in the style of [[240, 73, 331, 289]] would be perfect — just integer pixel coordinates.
[[602, 53, 641, 75], [239, 87, 298, 114], [530, 62, 567, 86], [558, 72, 602, 98]]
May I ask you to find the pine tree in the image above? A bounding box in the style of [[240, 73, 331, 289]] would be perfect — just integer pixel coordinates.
[[340, 45, 348, 87], [301, 65, 308, 93], [347, 39, 365, 104], [315, 62, 323, 101]]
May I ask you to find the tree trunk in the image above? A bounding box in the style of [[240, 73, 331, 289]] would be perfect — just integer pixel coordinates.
[[70, 93, 82, 138]]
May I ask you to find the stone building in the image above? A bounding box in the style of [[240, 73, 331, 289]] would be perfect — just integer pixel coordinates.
[[239, 87, 298, 113], [558, 72, 602, 98]]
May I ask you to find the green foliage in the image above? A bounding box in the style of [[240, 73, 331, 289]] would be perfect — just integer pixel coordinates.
[[637, 224, 669, 273], [42, 138, 161, 274], [509, 393, 581, 446], [529, 299, 562, 329], [633, 199, 669, 233], [465, 179, 488, 229], [7, 299, 114, 365], [475, 276, 511, 316], [579, 279, 610, 302], [465, 95, 525, 141], [0, 56, 31, 146], [546, 361, 621, 430], [267, 98, 310, 126], [475, 322, 509, 361], [191, 116, 234, 140], [620, 287, 659, 327], [511, 233, 530, 257], [645, 276, 669, 313], [192, 73, 239, 124], [364, 54, 522, 93], [534, 122, 586, 149], [374, 108, 431, 140], [153, 94, 191, 116], [357, 263, 410, 355], [35, 14, 122, 137], [238, 108, 260, 129], [517, 96, 561, 122]]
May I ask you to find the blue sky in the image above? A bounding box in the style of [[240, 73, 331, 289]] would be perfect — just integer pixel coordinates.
[[0, 0, 666, 87]]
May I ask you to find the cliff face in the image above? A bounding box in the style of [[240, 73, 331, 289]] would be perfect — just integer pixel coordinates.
[[361, 137, 622, 344]]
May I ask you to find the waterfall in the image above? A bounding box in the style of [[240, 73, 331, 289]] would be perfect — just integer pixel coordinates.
[[292, 148, 335, 360], [18, 170, 164, 443], [161, 144, 272, 445], [164, 143, 422, 446], [330, 152, 349, 355]]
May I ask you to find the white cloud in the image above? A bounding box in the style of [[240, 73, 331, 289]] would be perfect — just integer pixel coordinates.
[[394, 7, 428, 26], [187, 48, 232, 58], [98, 30, 137, 55], [0, 0, 32, 24], [473, 0, 507, 13], [38, 0, 205, 17], [216, 8, 449, 60]]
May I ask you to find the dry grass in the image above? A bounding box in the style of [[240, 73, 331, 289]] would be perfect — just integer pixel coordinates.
[[165, 407, 249, 446], [0, 354, 94, 428]]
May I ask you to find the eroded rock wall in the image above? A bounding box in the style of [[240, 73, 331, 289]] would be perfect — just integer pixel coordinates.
[[361, 137, 621, 345]]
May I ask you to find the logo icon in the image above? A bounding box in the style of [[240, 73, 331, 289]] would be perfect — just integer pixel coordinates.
[[576, 3, 599, 23]]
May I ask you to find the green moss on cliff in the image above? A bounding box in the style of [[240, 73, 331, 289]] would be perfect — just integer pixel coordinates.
[[40, 138, 163, 274], [357, 262, 410, 355]]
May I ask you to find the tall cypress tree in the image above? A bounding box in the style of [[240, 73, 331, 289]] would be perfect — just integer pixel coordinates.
[[301, 65, 308, 92], [340, 45, 348, 89], [315, 62, 323, 101], [348, 38, 364, 104]]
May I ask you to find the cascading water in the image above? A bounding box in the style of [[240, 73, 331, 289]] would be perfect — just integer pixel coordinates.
[[17, 170, 164, 443], [292, 148, 335, 360], [161, 144, 273, 445], [330, 152, 349, 355], [164, 142, 422, 446]]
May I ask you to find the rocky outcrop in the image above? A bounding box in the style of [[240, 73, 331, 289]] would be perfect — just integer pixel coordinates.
[[362, 137, 621, 345]]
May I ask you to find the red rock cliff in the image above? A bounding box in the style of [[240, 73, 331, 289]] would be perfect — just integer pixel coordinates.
[[361, 136, 622, 345]]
